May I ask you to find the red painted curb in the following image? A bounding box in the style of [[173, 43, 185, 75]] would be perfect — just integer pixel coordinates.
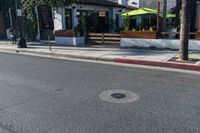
[[113, 58, 200, 71]]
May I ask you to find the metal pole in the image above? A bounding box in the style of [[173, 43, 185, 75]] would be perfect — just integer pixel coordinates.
[[157, 1, 160, 32], [48, 35, 51, 51], [162, 0, 167, 32]]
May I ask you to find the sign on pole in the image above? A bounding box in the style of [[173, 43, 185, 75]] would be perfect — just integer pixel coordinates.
[[17, 9, 22, 17]]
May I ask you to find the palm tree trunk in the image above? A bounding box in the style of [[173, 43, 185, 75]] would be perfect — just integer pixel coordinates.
[[179, 0, 191, 60]]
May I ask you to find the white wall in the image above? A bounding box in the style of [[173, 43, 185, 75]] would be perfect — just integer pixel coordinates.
[[121, 38, 200, 51], [128, 0, 140, 7], [55, 36, 85, 46], [53, 7, 65, 31], [109, 0, 128, 5]]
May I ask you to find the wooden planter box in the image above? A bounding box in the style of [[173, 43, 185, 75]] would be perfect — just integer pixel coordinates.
[[55, 30, 85, 46], [196, 32, 200, 40], [120, 31, 158, 39], [55, 30, 76, 37]]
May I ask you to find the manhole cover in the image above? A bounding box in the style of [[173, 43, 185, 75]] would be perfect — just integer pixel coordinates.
[[111, 93, 126, 99], [99, 90, 139, 104]]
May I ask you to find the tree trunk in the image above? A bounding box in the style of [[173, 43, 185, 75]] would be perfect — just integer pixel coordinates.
[[179, 0, 191, 61]]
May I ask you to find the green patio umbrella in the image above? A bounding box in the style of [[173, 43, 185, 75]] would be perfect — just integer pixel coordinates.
[[121, 8, 157, 16], [166, 14, 176, 18], [121, 8, 176, 30], [121, 8, 157, 30], [121, 8, 175, 18]]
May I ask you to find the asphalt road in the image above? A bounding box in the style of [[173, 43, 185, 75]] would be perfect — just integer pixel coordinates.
[[0, 52, 200, 133]]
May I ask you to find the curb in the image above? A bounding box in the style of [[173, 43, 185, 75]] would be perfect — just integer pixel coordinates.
[[0, 48, 113, 62], [113, 58, 200, 71], [19, 49, 113, 62], [1, 48, 200, 72]]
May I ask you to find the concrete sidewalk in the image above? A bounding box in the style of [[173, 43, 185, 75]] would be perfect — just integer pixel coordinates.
[[0, 40, 178, 61], [0, 40, 200, 71]]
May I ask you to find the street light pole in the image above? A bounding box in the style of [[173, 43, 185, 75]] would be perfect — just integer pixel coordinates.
[[15, 0, 27, 48]]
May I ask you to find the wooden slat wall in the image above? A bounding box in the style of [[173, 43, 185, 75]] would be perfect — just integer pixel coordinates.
[[87, 33, 120, 44]]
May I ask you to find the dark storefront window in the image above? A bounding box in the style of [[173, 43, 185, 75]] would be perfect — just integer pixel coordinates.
[[97, 11, 109, 32], [65, 9, 72, 30], [198, 7, 200, 30], [115, 14, 119, 30], [77, 10, 109, 33], [38, 6, 54, 40], [38, 6, 54, 30]]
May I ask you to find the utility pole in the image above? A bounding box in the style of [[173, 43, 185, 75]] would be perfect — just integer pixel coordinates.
[[15, 0, 27, 48]]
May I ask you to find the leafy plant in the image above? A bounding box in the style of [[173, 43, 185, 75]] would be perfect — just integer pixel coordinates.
[[132, 27, 136, 32], [124, 14, 130, 31], [118, 27, 125, 32], [73, 26, 80, 34], [79, 13, 86, 36], [21, 0, 72, 40], [149, 27, 154, 32], [124, 27, 129, 31]]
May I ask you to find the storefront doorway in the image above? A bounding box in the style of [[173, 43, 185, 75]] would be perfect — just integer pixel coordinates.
[[38, 6, 54, 40], [97, 11, 109, 32], [65, 9, 72, 30]]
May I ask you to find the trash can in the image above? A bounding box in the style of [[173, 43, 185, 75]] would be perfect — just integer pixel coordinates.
[[18, 37, 27, 48]]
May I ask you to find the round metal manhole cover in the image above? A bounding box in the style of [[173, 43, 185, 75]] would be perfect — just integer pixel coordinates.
[[111, 93, 126, 99], [99, 90, 139, 104]]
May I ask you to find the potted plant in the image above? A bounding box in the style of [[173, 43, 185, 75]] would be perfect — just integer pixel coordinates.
[[55, 14, 86, 46], [55, 30, 76, 37], [55, 28, 85, 46], [120, 26, 158, 39], [120, 15, 158, 39], [79, 13, 86, 36]]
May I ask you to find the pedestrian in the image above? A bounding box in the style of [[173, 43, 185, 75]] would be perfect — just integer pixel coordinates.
[[11, 27, 17, 44]]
